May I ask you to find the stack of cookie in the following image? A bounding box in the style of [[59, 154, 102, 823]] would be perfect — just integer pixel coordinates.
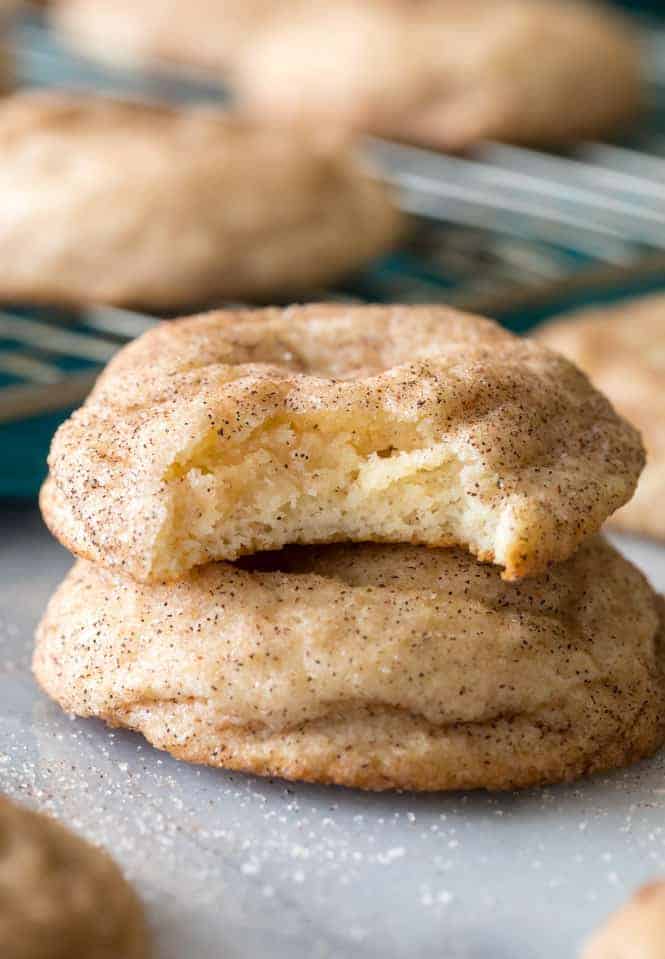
[[34, 304, 665, 791]]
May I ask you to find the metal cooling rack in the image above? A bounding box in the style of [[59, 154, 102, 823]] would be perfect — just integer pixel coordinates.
[[4, 6, 665, 495]]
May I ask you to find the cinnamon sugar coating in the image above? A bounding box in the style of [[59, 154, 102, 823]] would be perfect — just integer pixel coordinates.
[[42, 304, 643, 582], [34, 537, 665, 791]]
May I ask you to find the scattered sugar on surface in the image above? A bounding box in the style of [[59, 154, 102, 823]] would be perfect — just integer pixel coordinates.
[[5, 684, 665, 957], [4, 520, 665, 957]]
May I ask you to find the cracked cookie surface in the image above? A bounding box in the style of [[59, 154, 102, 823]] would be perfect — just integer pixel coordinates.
[[34, 536, 665, 791], [42, 304, 643, 582]]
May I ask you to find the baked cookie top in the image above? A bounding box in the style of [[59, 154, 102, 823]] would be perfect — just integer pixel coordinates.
[[34, 537, 665, 791], [0, 795, 149, 959], [53, 0, 642, 149], [42, 304, 644, 582], [538, 294, 665, 540], [0, 91, 400, 309]]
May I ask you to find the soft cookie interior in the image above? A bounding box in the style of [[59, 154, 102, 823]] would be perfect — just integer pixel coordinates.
[[42, 305, 644, 583], [158, 409, 509, 580]]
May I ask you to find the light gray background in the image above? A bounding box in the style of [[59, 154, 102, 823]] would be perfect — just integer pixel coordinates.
[[2, 504, 665, 959]]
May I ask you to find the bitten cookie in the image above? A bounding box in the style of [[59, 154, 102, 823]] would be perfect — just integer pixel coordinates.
[[53, 0, 642, 150], [0, 91, 400, 309], [581, 881, 665, 959], [0, 794, 149, 959], [34, 537, 665, 791], [537, 294, 665, 542], [41, 304, 644, 583]]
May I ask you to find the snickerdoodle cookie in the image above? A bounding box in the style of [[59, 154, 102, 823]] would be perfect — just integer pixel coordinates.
[[34, 537, 665, 791], [41, 304, 644, 583], [581, 880, 665, 959], [0, 794, 149, 959], [52, 0, 642, 150], [538, 294, 665, 541], [41, 304, 644, 582], [0, 92, 400, 309]]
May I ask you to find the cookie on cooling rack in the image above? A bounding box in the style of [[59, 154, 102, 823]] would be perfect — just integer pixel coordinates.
[[41, 304, 644, 583], [52, 0, 642, 150], [0, 91, 401, 309], [0, 794, 149, 959], [34, 537, 665, 791], [0, 50, 11, 97], [0, 1, 19, 96], [538, 293, 665, 542]]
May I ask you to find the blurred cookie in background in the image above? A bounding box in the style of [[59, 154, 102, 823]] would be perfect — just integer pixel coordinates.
[[0, 794, 150, 959], [51, 0, 268, 73], [0, 47, 10, 97], [537, 294, 665, 542], [0, 91, 401, 310], [581, 880, 665, 959], [52, 0, 643, 150], [0, 1, 20, 95]]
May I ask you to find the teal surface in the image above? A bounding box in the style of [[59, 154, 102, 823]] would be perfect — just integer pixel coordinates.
[[7, 264, 665, 501], [1, 410, 71, 499]]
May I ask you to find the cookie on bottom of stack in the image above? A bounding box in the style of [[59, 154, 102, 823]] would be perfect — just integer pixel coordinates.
[[0, 794, 149, 959], [34, 537, 665, 791]]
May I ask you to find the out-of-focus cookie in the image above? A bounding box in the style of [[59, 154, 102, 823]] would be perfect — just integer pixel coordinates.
[[537, 294, 665, 541], [581, 880, 665, 959], [0, 49, 11, 97], [41, 304, 644, 583], [52, 0, 267, 71], [0, 794, 150, 959], [0, 2, 19, 22], [0, 91, 401, 309], [52, 0, 643, 150], [0, 1, 19, 96], [34, 537, 665, 791]]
